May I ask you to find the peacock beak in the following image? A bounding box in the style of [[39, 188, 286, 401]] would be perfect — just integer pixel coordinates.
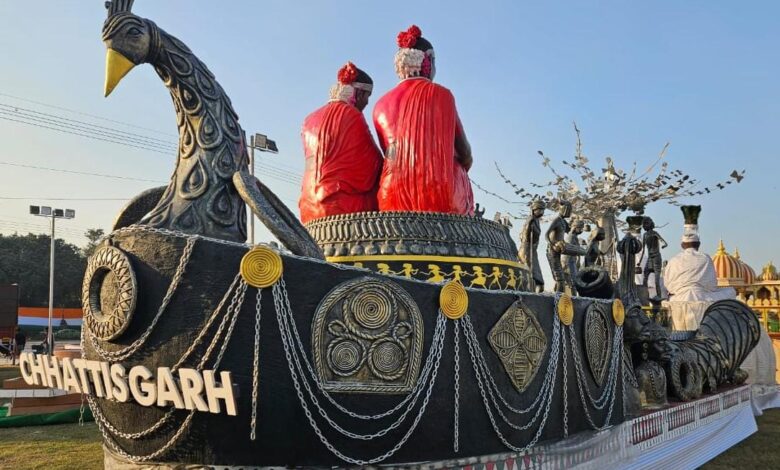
[[104, 49, 136, 97]]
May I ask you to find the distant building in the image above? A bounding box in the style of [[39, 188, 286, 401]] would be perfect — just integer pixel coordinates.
[[713, 241, 778, 332]]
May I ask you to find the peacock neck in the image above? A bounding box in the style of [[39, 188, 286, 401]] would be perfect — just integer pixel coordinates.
[[139, 25, 248, 243]]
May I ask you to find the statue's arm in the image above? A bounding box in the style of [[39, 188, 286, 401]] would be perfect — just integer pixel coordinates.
[[454, 115, 473, 171], [658, 232, 668, 248]]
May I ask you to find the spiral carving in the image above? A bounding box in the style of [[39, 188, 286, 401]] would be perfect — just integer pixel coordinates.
[[557, 294, 574, 326], [240, 246, 282, 288], [346, 288, 396, 332], [327, 339, 365, 377], [312, 277, 423, 394], [439, 281, 468, 320], [368, 339, 407, 380]]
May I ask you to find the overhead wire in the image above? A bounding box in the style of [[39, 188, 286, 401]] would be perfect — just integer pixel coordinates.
[[0, 104, 178, 151], [0, 94, 305, 217], [0, 91, 177, 137]]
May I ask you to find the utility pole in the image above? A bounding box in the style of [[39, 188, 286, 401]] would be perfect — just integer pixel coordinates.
[[247, 133, 279, 245], [29, 206, 75, 355]]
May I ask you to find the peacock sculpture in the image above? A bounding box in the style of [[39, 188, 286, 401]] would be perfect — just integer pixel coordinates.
[[102, 0, 321, 257]]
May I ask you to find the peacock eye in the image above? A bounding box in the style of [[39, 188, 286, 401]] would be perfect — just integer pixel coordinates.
[[128, 27, 142, 36]]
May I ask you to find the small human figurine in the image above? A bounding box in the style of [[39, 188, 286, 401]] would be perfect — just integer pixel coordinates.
[[505, 269, 518, 290], [640, 217, 668, 298], [562, 218, 585, 292], [583, 226, 606, 267], [399, 263, 419, 278], [470, 267, 487, 288], [488, 267, 503, 289], [427, 264, 445, 283], [545, 200, 573, 292], [376, 263, 392, 275], [450, 265, 465, 282], [519, 199, 546, 292]]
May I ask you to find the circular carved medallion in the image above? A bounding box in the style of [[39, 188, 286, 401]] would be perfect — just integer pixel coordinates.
[[327, 339, 365, 377], [82, 245, 137, 341], [240, 245, 283, 288], [557, 294, 574, 326], [439, 281, 468, 320]]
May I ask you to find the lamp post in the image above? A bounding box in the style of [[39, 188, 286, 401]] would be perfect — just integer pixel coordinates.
[[29, 205, 75, 355], [247, 133, 278, 244]]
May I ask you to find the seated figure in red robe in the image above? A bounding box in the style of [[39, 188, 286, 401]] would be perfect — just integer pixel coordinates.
[[299, 62, 383, 224], [373, 25, 474, 215]]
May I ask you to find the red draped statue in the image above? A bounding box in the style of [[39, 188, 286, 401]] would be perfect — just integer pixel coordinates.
[[372, 25, 474, 215], [299, 63, 382, 224]]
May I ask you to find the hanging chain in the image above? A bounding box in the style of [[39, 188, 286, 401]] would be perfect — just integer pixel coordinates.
[[273, 281, 443, 441], [250, 288, 263, 441], [463, 316, 558, 432], [274, 281, 448, 465], [89, 276, 247, 455], [464, 311, 561, 453], [274, 278, 441, 422], [562, 324, 569, 438], [453, 318, 461, 453], [89, 237, 197, 362]]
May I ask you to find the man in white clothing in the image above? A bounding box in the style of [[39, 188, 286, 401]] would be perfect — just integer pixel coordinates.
[[664, 236, 735, 302], [664, 231, 735, 330]]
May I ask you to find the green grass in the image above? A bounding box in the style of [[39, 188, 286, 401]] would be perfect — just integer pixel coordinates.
[[702, 408, 780, 469], [0, 365, 20, 407], [0, 422, 103, 470]]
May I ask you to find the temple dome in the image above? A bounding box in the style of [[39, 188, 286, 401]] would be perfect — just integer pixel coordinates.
[[713, 240, 743, 284], [760, 261, 778, 282], [733, 248, 756, 285]]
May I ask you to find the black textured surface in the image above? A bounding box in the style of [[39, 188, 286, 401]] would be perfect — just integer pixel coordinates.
[[84, 231, 626, 467]]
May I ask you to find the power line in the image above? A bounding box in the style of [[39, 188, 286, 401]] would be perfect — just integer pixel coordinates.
[[0, 197, 128, 201], [0, 91, 177, 137], [0, 104, 178, 150], [0, 161, 168, 184], [0, 114, 174, 155]]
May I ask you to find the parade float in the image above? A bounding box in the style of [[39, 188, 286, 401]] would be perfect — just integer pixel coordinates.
[[16, 1, 764, 468]]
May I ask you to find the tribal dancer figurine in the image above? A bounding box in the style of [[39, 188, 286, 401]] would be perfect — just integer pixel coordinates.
[[562, 217, 585, 293], [546, 200, 573, 292], [373, 25, 474, 214], [519, 199, 546, 292], [299, 62, 383, 223], [640, 216, 667, 298]]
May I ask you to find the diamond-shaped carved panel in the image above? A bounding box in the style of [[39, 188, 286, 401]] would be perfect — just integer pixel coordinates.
[[488, 300, 547, 393]]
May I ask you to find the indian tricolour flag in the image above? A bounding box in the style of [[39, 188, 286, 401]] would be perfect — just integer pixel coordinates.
[[18, 307, 83, 327]]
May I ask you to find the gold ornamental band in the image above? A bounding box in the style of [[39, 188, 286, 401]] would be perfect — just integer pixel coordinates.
[[327, 255, 526, 269]]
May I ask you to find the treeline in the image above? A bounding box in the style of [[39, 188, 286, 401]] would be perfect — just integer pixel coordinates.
[[0, 229, 103, 308]]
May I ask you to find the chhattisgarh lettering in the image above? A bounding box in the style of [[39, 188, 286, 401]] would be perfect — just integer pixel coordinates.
[[18, 352, 237, 416]]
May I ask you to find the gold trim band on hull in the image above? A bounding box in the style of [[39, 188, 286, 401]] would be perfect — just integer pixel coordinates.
[[326, 255, 527, 270]]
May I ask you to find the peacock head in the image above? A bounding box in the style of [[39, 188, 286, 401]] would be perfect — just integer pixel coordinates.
[[102, 0, 157, 97]]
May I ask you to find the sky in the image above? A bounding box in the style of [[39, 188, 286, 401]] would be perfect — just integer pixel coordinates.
[[0, 1, 778, 276]]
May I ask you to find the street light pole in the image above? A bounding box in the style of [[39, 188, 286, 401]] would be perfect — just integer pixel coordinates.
[[48, 214, 55, 356], [246, 132, 278, 245], [249, 134, 256, 245], [29, 206, 75, 356]]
